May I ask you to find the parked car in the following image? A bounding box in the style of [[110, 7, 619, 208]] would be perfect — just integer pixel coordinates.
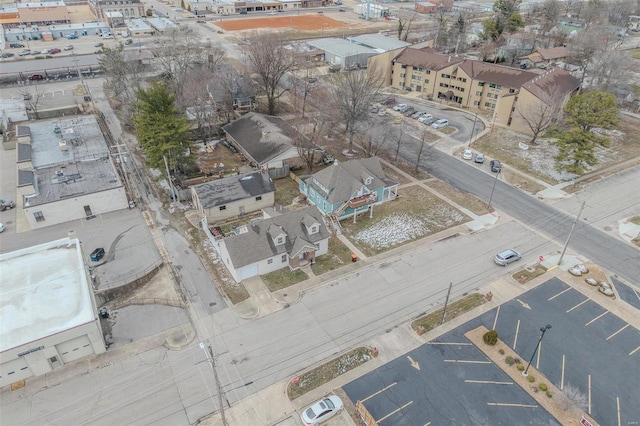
[[301, 395, 343, 426], [1, 52, 15, 58], [474, 153, 484, 163], [268, 10, 277, 14], [322, 153, 335, 165], [49, 48, 61, 54], [95, 42, 104, 48], [0, 223, 4, 233], [41, 48, 50, 54], [431, 119, 449, 129], [411, 111, 424, 119], [0, 200, 16, 211], [377, 109, 387, 116], [418, 113, 433, 123], [490, 159, 502, 172], [101, 33, 114, 39], [339, 6, 346, 11], [393, 103, 408, 112], [90, 247, 106, 262], [30, 50, 41, 55], [403, 107, 416, 116], [369, 105, 379, 113], [9, 42, 25, 48], [124, 38, 133, 45], [28, 74, 44, 80], [67, 33, 78, 39], [380, 96, 395, 106], [494, 249, 521, 266], [64, 44, 74, 50], [462, 149, 473, 160], [18, 49, 31, 56]]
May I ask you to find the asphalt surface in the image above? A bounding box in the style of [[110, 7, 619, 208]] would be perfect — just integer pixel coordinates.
[[344, 278, 640, 426], [610, 277, 640, 310]]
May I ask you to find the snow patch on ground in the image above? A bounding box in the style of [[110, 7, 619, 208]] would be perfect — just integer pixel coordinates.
[[353, 209, 464, 249]]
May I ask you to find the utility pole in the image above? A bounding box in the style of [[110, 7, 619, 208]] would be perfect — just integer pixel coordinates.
[[200, 342, 228, 426], [487, 168, 500, 209], [557, 201, 585, 266], [163, 155, 178, 201], [440, 282, 453, 325], [111, 143, 134, 201]]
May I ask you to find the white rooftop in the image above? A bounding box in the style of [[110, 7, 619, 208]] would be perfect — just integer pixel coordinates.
[[0, 237, 95, 353], [17, 1, 66, 7]]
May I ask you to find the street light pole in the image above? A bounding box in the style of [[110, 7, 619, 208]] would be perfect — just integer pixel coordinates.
[[487, 168, 500, 209], [523, 324, 551, 376]]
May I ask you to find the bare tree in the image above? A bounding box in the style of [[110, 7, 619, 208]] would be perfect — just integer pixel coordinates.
[[559, 384, 588, 413], [415, 131, 427, 173], [327, 65, 384, 153], [397, 13, 419, 42], [569, 24, 624, 85], [433, 5, 450, 49], [589, 49, 633, 92], [18, 84, 44, 117], [241, 31, 296, 115], [395, 129, 403, 161], [290, 61, 316, 118], [293, 124, 317, 174], [359, 122, 393, 157], [516, 101, 560, 145], [98, 45, 145, 117], [180, 68, 220, 139]]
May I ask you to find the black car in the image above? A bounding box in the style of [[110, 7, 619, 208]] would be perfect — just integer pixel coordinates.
[[1, 52, 15, 58], [9, 43, 25, 48], [90, 247, 106, 262], [490, 160, 502, 172]]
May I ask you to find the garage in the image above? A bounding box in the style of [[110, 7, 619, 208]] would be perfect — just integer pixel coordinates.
[[238, 263, 259, 281], [57, 336, 93, 363], [0, 357, 33, 384]]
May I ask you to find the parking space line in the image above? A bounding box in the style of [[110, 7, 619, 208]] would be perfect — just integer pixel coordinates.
[[444, 360, 492, 364], [465, 380, 513, 385], [588, 375, 592, 414], [585, 311, 609, 327], [428, 342, 472, 346], [487, 403, 538, 408], [617, 396, 621, 426], [549, 287, 571, 300], [361, 382, 397, 403], [566, 298, 589, 313], [513, 319, 520, 350], [492, 305, 500, 330], [560, 355, 565, 389], [376, 401, 413, 423], [629, 346, 640, 356], [606, 324, 630, 340]]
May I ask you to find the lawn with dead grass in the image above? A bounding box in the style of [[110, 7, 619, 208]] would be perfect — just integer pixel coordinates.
[[262, 268, 309, 292], [425, 179, 494, 215], [274, 176, 301, 207], [311, 236, 353, 276], [512, 264, 547, 284], [341, 185, 468, 256], [411, 293, 486, 333]]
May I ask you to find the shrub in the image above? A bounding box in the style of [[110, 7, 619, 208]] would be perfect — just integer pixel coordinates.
[[498, 349, 505, 355], [514, 358, 521, 364], [527, 375, 536, 383], [546, 391, 553, 398], [505, 356, 514, 366], [517, 364, 525, 371], [539, 383, 548, 391], [483, 329, 499, 345]]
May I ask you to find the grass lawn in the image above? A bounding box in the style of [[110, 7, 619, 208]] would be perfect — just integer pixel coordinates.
[[311, 236, 353, 276], [287, 347, 373, 400], [512, 264, 548, 284], [630, 216, 640, 225], [439, 126, 457, 135], [425, 179, 494, 215], [262, 268, 309, 292], [411, 293, 486, 333], [274, 176, 301, 207], [341, 185, 468, 256], [630, 48, 640, 60]]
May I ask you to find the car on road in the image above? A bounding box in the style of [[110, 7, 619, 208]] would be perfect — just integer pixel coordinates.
[[90, 247, 106, 262], [9, 43, 25, 48], [1, 52, 15, 58], [475, 153, 485, 163], [403, 107, 416, 116], [101, 34, 114, 39], [28, 74, 44, 80], [393, 103, 408, 112], [431, 119, 449, 129], [339, 6, 346, 11], [0, 223, 4, 233], [494, 249, 521, 266], [64, 44, 74, 50], [18, 49, 31, 56], [462, 149, 473, 160], [490, 159, 502, 172], [49, 48, 61, 54], [0, 200, 16, 211], [301, 395, 343, 426]]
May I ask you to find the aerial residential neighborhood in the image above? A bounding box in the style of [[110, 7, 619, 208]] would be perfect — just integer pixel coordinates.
[[1, 0, 639, 424]]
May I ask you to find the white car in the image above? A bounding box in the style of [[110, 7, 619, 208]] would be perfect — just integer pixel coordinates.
[[418, 113, 433, 123], [41, 48, 50, 54], [431, 119, 449, 129], [462, 149, 473, 160], [393, 103, 408, 111], [64, 44, 74, 50], [0, 223, 5, 233], [301, 395, 343, 426], [102, 34, 114, 39], [268, 10, 277, 14]]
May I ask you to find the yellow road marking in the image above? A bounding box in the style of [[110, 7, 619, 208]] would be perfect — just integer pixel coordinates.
[[407, 356, 420, 370], [549, 287, 571, 300], [444, 360, 492, 364], [361, 382, 397, 403], [585, 311, 608, 327], [629, 346, 640, 356], [513, 319, 520, 350], [465, 380, 513, 385], [376, 401, 413, 423], [487, 403, 538, 408], [566, 298, 589, 313], [607, 324, 630, 340]]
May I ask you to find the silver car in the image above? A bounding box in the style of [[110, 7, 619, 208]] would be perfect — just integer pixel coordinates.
[[301, 395, 343, 425], [494, 249, 521, 266]]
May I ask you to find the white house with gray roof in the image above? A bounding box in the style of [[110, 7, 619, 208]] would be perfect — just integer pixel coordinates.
[[218, 205, 330, 282], [191, 170, 275, 222]]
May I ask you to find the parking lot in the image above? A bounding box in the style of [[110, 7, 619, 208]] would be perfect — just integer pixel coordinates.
[[343, 278, 640, 425]]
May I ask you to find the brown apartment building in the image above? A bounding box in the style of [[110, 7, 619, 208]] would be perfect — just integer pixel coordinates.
[[370, 47, 580, 133]]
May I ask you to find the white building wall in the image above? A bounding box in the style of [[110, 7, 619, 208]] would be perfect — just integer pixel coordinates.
[[201, 191, 275, 222], [23, 187, 129, 230]]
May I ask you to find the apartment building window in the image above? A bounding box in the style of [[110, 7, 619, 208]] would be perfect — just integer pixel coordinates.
[[441, 73, 451, 78], [484, 102, 492, 107], [459, 77, 467, 82], [255, 196, 262, 201], [478, 82, 485, 86], [401, 64, 407, 69], [476, 91, 482, 96], [34, 211, 45, 222], [426, 70, 431, 75], [417, 67, 425, 72], [509, 88, 516, 93], [219, 205, 226, 211], [492, 103, 496, 108], [267, 259, 273, 264], [497, 85, 503, 90], [400, 73, 406, 78], [411, 75, 422, 81], [439, 83, 449, 88], [474, 101, 480, 106], [487, 93, 493, 99], [281, 254, 287, 263], [424, 79, 429, 84]]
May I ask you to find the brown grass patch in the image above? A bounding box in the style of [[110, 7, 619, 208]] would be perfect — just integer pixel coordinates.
[[512, 264, 547, 284], [411, 293, 486, 332], [425, 179, 493, 215], [213, 14, 348, 31]]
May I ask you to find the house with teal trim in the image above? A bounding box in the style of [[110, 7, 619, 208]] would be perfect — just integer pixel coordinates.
[[299, 157, 399, 231]]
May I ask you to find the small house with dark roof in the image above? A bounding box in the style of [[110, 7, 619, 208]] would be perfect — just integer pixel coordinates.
[[222, 112, 308, 170], [218, 205, 330, 282], [191, 170, 275, 222], [519, 46, 570, 69], [299, 157, 398, 226]]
